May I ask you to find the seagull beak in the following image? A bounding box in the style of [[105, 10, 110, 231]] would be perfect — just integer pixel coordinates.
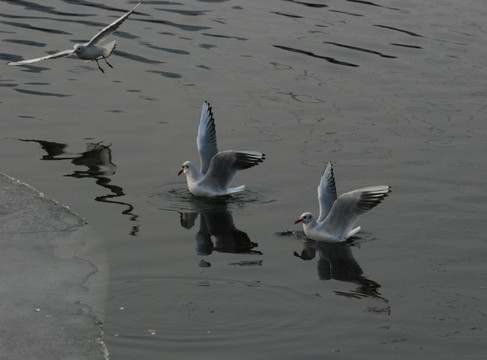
[[294, 219, 302, 224], [178, 168, 184, 176]]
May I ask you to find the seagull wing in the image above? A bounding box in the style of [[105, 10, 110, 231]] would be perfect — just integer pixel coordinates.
[[197, 101, 219, 174], [320, 185, 390, 239], [317, 161, 337, 222], [87, 1, 141, 47], [203, 151, 265, 191], [7, 49, 74, 65]]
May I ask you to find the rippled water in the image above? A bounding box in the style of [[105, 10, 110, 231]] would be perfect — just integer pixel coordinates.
[[1, 0, 487, 359]]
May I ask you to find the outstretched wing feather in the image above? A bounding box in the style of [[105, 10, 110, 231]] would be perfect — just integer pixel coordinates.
[[7, 49, 73, 65], [203, 151, 265, 190], [87, 1, 141, 46], [320, 185, 390, 238]]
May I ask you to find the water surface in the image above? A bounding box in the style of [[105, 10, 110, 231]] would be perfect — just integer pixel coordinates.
[[1, 0, 486, 359]]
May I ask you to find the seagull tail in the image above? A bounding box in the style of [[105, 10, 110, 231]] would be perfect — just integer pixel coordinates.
[[102, 41, 117, 58], [347, 226, 361, 238], [226, 185, 246, 194]]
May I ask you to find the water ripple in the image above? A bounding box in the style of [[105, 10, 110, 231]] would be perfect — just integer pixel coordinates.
[[374, 24, 423, 37], [324, 41, 397, 59], [202, 33, 247, 41], [282, 0, 328, 8], [0, 20, 71, 34], [107, 276, 325, 345], [140, 41, 190, 55], [146, 70, 182, 79], [114, 50, 165, 65], [155, 8, 210, 17], [142, 18, 211, 32], [1, 1, 88, 16], [273, 45, 359, 67], [14, 88, 72, 97], [347, 0, 399, 11], [3, 39, 46, 47], [149, 183, 267, 213]]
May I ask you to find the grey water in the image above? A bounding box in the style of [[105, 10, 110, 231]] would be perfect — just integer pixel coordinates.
[[1, 0, 487, 359]]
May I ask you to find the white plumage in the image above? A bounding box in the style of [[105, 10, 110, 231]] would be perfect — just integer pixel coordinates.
[[178, 101, 265, 197], [295, 162, 390, 242], [7, 1, 141, 73]]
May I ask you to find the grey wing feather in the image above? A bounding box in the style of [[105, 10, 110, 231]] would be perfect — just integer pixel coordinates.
[[204, 151, 265, 190], [7, 49, 74, 65], [197, 101, 218, 174], [317, 162, 338, 222], [321, 185, 390, 238], [87, 1, 141, 46]]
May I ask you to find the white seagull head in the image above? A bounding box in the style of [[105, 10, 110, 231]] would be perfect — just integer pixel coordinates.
[[294, 212, 315, 225], [178, 161, 197, 176]]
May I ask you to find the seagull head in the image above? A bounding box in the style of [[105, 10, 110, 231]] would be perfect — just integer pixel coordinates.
[[178, 161, 195, 176], [294, 212, 314, 225], [73, 44, 86, 55]]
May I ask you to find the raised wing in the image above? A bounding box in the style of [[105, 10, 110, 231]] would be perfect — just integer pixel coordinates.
[[7, 49, 74, 65], [320, 185, 390, 239], [317, 162, 337, 222], [87, 1, 141, 46], [197, 101, 218, 174]]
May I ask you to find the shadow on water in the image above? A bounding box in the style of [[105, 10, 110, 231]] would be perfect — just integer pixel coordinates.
[[177, 196, 262, 267], [18, 139, 140, 236], [293, 239, 390, 314]]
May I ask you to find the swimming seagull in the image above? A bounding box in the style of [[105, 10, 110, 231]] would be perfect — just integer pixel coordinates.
[[7, 1, 141, 73], [294, 162, 390, 242], [178, 101, 266, 197]]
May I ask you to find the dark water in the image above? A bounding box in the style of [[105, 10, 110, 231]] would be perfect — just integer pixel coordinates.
[[1, 0, 487, 359]]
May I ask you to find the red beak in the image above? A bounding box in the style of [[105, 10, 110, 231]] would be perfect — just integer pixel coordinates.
[[294, 219, 302, 224], [178, 169, 183, 176]]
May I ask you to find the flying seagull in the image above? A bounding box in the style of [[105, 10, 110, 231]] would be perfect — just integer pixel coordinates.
[[295, 162, 390, 242], [178, 101, 266, 197], [7, 1, 141, 73]]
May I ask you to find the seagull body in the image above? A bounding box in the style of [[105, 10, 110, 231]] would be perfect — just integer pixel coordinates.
[[178, 101, 265, 197], [295, 162, 390, 242], [7, 1, 141, 72]]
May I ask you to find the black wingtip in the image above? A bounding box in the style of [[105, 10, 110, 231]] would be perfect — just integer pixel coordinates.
[[234, 151, 266, 170], [203, 100, 214, 121], [356, 186, 390, 213]]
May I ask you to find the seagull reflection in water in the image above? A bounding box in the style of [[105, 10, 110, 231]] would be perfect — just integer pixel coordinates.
[[294, 240, 390, 312], [18, 139, 139, 236], [178, 197, 261, 266]]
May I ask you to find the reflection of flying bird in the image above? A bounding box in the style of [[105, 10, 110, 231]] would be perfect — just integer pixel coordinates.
[[7, 1, 141, 73], [18, 139, 139, 236], [70, 143, 116, 177], [295, 162, 390, 242], [18, 139, 67, 160], [178, 101, 265, 197]]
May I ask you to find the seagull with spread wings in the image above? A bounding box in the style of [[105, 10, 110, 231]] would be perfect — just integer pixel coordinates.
[[7, 1, 141, 73], [295, 162, 390, 242], [178, 101, 266, 197]]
